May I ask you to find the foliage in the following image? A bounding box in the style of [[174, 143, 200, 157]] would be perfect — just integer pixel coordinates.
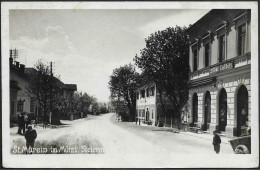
[[72, 91, 96, 117], [134, 26, 190, 121], [26, 60, 63, 124], [108, 64, 141, 121], [92, 101, 100, 114]]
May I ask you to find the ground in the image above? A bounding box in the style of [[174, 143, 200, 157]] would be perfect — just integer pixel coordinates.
[[11, 112, 233, 155], [9, 112, 239, 168]]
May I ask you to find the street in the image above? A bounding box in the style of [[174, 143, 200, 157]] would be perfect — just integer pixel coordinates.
[[11, 113, 234, 155]]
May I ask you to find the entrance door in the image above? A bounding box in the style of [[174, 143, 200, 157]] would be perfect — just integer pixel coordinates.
[[219, 89, 227, 132], [192, 93, 198, 124], [203, 91, 211, 131], [146, 109, 149, 121], [237, 85, 248, 136]]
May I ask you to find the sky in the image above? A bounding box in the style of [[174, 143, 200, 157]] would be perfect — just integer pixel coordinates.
[[9, 9, 210, 102]]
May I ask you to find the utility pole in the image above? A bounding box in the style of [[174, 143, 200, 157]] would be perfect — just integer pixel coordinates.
[[50, 61, 53, 125]]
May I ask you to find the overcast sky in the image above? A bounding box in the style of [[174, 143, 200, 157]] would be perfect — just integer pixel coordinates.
[[9, 9, 209, 102]]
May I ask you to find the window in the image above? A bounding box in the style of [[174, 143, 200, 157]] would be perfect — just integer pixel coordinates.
[[146, 88, 149, 97], [150, 86, 155, 96], [30, 97, 36, 113], [141, 90, 145, 98], [193, 49, 198, 71], [205, 43, 210, 67], [219, 35, 226, 62], [17, 99, 24, 112], [142, 109, 145, 117], [238, 24, 246, 55], [152, 109, 154, 119], [136, 92, 139, 100]]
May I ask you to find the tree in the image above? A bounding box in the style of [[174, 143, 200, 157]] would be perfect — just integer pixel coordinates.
[[26, 60, 63, 124], [108, 64, 140, 121], [72, 91, 95, 117], [134, 26, 190, 123]]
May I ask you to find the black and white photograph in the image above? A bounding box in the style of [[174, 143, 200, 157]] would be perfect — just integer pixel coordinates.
[[1, 1, 259, 168]]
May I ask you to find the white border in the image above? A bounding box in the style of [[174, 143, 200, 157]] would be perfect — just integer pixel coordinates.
[[1, 1, 259, 168]]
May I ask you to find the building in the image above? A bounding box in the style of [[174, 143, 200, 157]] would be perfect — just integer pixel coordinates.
[[136, 82, 175, 127], [186, 9, 251, 138], [10, 56, 30, 121], [62, 83, 77, 120]]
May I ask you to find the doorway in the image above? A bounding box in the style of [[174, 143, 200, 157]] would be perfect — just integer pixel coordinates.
[[236, 85, 248, 136], [219, 88, 227, 132], [203, 91, 211, 131], [192, 93, 198, 124]]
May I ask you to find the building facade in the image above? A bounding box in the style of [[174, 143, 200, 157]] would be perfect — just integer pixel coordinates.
[[187, 9, 251, 138], [136, 82, 157, 125], [10, 57, 31, 121], [136, 82, 175, 127]]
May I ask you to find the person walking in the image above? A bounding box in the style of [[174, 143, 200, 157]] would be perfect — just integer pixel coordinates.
[[24, 124, 37, 154], [213, 130, 221, 154], [17, 112, 25, 135]]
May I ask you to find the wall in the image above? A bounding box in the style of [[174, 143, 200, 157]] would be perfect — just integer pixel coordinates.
[[189, 68, 251, 138], [136, 84, 157, 125], [10, 71, 30, 114]]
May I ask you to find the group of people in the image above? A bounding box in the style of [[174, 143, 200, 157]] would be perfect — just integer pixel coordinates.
[[17, 112, 31, 135], [17, 112, 37, 154]]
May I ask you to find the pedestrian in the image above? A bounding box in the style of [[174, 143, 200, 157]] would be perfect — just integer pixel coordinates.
[[213, 130, 221, 154], [17, 112, 25, 135], [24, 113, 29, 129], [43, 115, 48, 129], [24, 124, 37, 154]]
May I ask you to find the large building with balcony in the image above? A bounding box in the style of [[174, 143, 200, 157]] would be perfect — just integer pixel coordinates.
[[186, 9, 251, 138]]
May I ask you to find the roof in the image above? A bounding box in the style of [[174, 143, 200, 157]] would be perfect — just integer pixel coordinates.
[[186, 9, 248, 35], [10, 64, 28, 80], [136, 81, 155, 91], [25, 68, 77, 91], [64, 84, 77, 91], [25, 67, 38, 74]]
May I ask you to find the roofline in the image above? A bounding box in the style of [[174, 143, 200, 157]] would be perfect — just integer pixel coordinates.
[[186, 9, 213, 33]]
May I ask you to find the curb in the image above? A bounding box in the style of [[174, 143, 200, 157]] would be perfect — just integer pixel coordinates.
[[179, 131, 230, 144]]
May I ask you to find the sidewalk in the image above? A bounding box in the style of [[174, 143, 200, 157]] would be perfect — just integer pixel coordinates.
[[131, 121, 232, 144], [180, 131, 231, 144]]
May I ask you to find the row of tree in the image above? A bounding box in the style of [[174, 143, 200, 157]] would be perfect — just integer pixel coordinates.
[[109, 26, 189, 124], [26, 60, 107, 125]]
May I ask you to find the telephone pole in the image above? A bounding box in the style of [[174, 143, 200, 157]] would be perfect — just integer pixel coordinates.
[[50, 62, 53, 124]]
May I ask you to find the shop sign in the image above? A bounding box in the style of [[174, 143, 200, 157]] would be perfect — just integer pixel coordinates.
[[210, 61, 234, 74]]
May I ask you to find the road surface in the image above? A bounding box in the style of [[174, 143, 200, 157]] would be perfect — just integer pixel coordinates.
[[10, 112, 237, 168]]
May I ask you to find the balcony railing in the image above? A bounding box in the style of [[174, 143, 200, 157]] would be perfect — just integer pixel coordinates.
[[190, 52, 251, 80]]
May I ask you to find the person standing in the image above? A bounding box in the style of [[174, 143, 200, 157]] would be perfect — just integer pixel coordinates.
[[213, 130, 221, 154], [24, 113, 29, 129], [24, 124, 37, 154], [17, 112, 25, 135]]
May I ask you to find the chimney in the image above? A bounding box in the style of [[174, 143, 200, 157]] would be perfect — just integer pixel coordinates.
[[15, 61, 20, 68], [9, 57, 13, 66], [20, 64, 25, 73], [10, 49, 12, 58]]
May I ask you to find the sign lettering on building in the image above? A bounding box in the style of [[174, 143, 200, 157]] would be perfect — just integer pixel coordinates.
[[219, 62, 234, 71], [192, 61, 235, 80]]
